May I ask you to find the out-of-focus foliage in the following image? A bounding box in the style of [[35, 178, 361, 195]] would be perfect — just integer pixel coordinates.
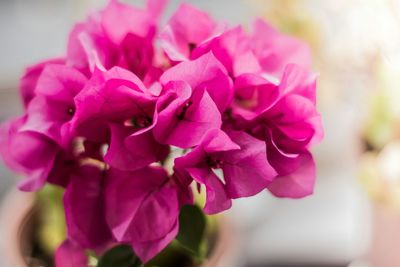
[[364, 60, 400, 150], [361, 59, 400, 208], [37, 185, 66, 256], [360, 144, 400, 210], [256, 0, 321, 53]]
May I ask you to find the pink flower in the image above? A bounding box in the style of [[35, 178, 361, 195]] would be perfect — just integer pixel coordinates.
[[71, 67, 169, 170], [1, 115, 84, 191], [70, 66, 153, 139], [175, 129, 277, 214], [21, 64, 87, 146], [105, 166, 181, 262], [67, 0, 166, 81], [235, 64, 322, 150], [160, 3, 216, 62], [231, 64, 323, 197]]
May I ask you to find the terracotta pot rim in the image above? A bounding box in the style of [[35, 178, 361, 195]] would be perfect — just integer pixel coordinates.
[[0, 189, 36, 267]]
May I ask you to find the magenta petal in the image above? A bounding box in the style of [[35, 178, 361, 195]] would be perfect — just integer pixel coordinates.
[[104, 123, 168, 171], [67, 22, 92, 71], [160, 52, 233, 111], [267, 151, 316, 198], [67, 14, 117, 73], [171, 172, 195, 206], [35, 64, 87, 100], [133, 221, 179, 263], [64, 165, 112, 251], [73, 67, 151, 123], [131, 185, 178, 242], [105, 167, 178, 240], [252, 19, 312, 77], [279, 64, 318, 105], [167, 3, 215, 45], [102, 0, 156, 44], [233, 50, 263, 77], [55, 240, 88, 267], [71, 67, 155, 140], [20, 65, 87, 144], [105, 167, 180, 262], [174, 129, 239, 214], [232, 73, 280, 121], [0, 117, 28, 172], [265, 131, 301, 176], [17, 167, 54, 192], [193, 26, 261, 78], [11, 132, 57, 192], [170, 88, 221, 147], [267, 94, 323, 150], [20, 58, 65, 108], [105, 169, 149, 241], [160, 3, 216, 61], [159, 26, 189, 62], [187, 167, 232, 215], [173, 143, 208, 172], [146, 0, 168, 19], [21, 97, 71, 144], [119, 33, 155, 79], [201, 128, 240, 153], [47, 151, 78, 188], [154, 81, 222, 148], [0, 117, 59, 191], [222, 131, 277, 198]]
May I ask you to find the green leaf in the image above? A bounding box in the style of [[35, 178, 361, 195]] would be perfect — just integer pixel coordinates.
[[97, 245, 142, 267], [176, 205, 207, 256], [145, 240, 193, 267]]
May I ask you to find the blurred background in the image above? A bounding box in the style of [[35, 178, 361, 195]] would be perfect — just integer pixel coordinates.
[[2, 0, 400, 267]]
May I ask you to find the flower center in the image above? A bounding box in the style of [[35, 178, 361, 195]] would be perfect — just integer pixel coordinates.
[[206, 156, 224, 169], [176, 101, 193, 120], [222, 108, 233, 121], [131, 115, 153, 128], [188, 42, 196, 53], [67, 107, 75, 116]]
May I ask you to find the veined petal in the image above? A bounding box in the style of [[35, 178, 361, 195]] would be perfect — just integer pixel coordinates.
[[160, 52, 233, 111], [64, 165, 112, 251], [222, 131, 277, 198], [267, 151, 316, 198]]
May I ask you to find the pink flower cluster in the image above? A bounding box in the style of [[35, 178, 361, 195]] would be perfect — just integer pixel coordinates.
[[0, 0, 323, 264]]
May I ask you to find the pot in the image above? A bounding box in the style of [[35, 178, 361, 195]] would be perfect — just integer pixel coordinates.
[[0, 189, 35, 267], [0, 189, 237, 267]]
